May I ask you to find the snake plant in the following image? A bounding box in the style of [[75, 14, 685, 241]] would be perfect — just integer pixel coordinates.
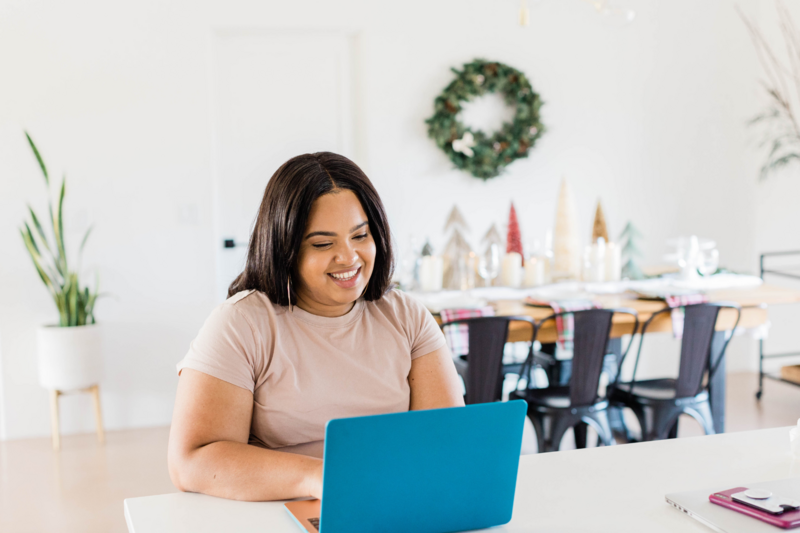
[[20, 132, 99, 327]]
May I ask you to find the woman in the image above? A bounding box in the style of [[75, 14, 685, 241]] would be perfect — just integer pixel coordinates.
[[168, 152, 464, 502]]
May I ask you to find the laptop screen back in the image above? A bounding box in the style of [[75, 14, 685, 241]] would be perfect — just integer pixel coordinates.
[[319, 401, 527, 533]]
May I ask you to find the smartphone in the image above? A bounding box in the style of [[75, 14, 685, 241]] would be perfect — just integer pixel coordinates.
[[732, 489, 800, 515], [710, 487, 800, 529]]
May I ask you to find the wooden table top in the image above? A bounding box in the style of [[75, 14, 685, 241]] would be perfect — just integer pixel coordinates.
[[438, 283, 800, 344]]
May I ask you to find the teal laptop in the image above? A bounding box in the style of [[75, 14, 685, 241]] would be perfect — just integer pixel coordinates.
[[284, 400, 527, 533]]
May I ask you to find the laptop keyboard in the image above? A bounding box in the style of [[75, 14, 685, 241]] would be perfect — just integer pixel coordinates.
[[308, 517, 320, 531]]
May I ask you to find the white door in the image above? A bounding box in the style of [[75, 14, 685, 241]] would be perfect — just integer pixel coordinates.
[[211, 30, 356, 301]]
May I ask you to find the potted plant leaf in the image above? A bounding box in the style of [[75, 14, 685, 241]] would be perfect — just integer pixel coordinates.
[[20, 132, 102, 392]]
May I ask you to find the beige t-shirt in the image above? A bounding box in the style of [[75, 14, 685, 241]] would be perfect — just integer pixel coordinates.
[[176, 289, 446, 458]]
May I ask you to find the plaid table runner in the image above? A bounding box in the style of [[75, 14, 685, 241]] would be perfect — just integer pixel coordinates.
[[665, 294, 709, 339], [440, 307, 495, 357], [525, 297, 602, 352]]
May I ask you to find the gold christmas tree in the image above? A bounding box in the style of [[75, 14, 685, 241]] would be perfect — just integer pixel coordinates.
[[591, 200, 609, 243]]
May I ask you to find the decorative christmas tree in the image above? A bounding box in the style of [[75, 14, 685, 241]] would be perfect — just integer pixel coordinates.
[[552, 177, 581, 280], [481, 223, 504, 252], [592, 200, 609, 243], [421, 239, 434, 256], [506, 202, 523, 262], [442, 205, 473, 289], [444, 205, 469, 233], [619, 221, 644, 280]]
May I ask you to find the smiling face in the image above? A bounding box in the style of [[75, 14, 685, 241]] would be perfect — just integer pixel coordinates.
[[294, 189, 376, 317]]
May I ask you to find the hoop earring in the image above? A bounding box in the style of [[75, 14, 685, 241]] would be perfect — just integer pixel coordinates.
[[287, 277, 293, 312]]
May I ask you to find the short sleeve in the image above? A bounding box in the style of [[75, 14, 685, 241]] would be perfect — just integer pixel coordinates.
[[176, 303, 262, 393], [401, 292, 447, 359]]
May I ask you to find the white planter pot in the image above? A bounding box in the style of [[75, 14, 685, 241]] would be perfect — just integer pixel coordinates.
[[37, 324, 103, 391]]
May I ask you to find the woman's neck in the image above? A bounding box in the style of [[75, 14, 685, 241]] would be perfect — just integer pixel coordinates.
[[294, 292, 356, 318]]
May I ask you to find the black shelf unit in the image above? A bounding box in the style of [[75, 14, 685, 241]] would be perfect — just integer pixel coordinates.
[[757, 251, 800, 399]]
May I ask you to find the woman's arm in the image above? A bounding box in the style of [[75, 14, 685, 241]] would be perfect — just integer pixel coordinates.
[[408, 345, 466, 410], [168, 368, 323, 501]]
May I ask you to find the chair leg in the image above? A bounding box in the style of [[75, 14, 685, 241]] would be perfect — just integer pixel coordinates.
[[91, 384, 105, 445], [607, 405, 630, 441], [667, 419, 679, 439], [527, 413, 548, 454], [546, 416, 575, 453], [574, 422, 588, 449], [650, 409, 681, 441], [689, 402, 716, 436], [49, 389, 61, 452], [585, 411, 615, 447], [627, 404, 647, 442]]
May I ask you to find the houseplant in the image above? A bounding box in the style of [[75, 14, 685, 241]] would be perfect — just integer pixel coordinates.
[[739, 1, 800, 179], [20, 132, 102, 391]]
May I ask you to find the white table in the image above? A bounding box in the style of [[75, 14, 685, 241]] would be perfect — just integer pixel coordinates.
[[125, 427, 798, 532]]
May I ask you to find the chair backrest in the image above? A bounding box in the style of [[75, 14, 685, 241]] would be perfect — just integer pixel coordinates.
[[538, 308, 638, 407], [626, 302, 742, 398], [571, 310, 614, 406], [676, 305, 721, 397], [440, 316, 536, 405]]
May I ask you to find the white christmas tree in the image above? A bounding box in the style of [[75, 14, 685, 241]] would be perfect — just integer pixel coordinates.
[[442, 205, 473, 289], [481, 223, 504, 252], [552, 177, 581, 280]]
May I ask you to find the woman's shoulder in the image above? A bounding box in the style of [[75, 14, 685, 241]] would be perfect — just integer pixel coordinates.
[[368, 289, 430, 321], [211, 290, 286, 329], [368, 289, 446, 357]]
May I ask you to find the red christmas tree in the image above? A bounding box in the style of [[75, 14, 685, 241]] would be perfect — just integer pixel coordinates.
[[506, 202, 523, 262]]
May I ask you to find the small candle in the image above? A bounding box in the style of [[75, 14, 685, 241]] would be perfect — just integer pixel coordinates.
[[605, 241, 621, 282], [582, 245, 593, 282], [523, 256, 546, 287], [501, 252, 523, 288], [542, 253, 552, 284], [419, 255, 443, 292], [592, 238, 606, 282]]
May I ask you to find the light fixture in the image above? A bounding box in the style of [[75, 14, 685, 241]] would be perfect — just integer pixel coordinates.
[[582, 0, 636, 23], [519, 0, 530, 27], [517, 0, 636, 27]]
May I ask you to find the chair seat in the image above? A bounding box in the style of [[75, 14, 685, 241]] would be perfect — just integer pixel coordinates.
[[610, 379, 678, 401], [609, 379, 710, 404], [511, 386, 609, 411], [511, 386, 572, 408]]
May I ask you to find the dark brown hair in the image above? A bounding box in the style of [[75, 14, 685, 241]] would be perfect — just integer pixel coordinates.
[[227, 152, 394, 305]]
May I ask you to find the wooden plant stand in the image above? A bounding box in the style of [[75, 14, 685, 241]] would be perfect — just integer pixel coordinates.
[[49, 384, 105, 451]]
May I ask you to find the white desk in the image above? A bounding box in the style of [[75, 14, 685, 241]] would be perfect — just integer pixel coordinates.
[[125, 427, 798, 532]]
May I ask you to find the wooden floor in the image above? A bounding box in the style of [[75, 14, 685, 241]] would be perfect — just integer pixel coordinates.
[[1, 372, 798, 533]]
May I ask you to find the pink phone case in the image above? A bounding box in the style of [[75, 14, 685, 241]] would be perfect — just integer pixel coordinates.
[[710, 487, 800, 529]]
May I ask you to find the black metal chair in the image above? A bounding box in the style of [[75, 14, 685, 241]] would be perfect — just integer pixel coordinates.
[[522, 303, 624, 389], [440, 316, 537, 405], [607, 302, 741, 441], [510, 308, 638, 453]]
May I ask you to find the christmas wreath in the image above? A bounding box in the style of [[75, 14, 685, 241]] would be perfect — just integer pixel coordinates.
[[426, 59, 545, 180]]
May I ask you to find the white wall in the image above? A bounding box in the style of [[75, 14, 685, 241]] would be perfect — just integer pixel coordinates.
[[0, 0, 770, 440], [751, 2, 800, 376]]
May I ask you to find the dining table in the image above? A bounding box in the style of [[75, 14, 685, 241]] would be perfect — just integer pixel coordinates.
[[426, 279, 800, 436]]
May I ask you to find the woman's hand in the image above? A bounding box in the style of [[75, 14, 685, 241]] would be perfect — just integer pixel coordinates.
[[303, 459, 324, 500]]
